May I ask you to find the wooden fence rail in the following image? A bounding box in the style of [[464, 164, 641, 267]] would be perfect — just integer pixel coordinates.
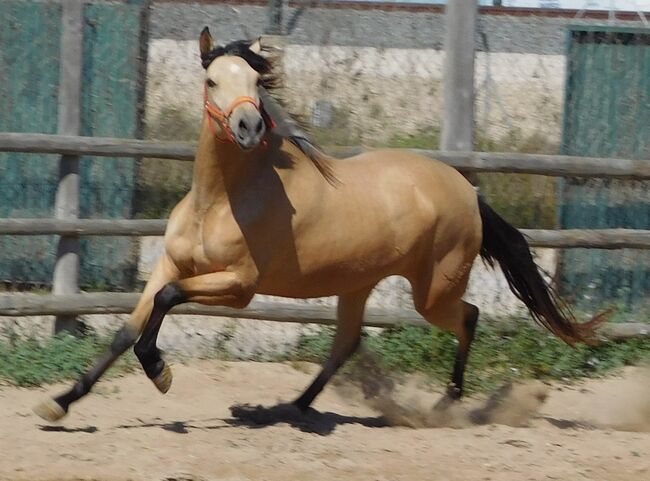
[[0, 293, 646, 340], [1, 132, 650, 179], [0, 219, 648, 249], [1, 133, 649, 335]]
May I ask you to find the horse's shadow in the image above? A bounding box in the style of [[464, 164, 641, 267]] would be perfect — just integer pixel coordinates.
[[104, 403, 388, 436], [227, 402, 389, 436]]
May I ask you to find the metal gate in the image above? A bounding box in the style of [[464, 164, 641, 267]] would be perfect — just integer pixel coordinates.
[[559, 26, 650, 314]]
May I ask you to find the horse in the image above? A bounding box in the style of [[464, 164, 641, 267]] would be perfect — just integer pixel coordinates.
[[34, 27, 604, 422]]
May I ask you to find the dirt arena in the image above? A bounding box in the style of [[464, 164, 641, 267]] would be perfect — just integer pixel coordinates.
[[1, 360, 648, 481]]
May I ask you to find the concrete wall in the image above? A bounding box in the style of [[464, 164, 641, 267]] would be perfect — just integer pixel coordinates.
[[145, 3, 643, 144], [145, 39, 565, 142]]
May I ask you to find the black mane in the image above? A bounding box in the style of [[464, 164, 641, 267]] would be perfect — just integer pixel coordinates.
[[201, 40, 269, 70]]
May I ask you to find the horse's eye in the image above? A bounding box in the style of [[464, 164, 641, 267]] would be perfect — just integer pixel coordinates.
[[206, 79, 217, 88]]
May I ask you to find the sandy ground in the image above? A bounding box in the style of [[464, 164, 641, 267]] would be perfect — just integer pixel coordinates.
[[1, 360, 649, 481]]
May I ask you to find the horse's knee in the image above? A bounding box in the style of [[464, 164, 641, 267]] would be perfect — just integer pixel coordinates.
[[154, 282, 187, 310], [228, 289, 255, 309]]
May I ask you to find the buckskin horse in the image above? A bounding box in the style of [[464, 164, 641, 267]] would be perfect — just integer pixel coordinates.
[[34, 28, 603, 422]]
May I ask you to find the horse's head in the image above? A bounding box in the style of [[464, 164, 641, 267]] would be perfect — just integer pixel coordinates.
[[199, 27, 272, 150]]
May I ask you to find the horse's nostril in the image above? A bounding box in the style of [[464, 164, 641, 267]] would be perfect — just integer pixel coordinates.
[[239, 119, 248, 132], [255, 118, 263, 134]]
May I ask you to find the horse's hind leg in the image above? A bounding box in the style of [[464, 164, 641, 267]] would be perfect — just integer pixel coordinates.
[[419, 299, 479, 403], [446, 301, 478, 400], [293, 286, 374, 411], [412, 250, 479, 402]]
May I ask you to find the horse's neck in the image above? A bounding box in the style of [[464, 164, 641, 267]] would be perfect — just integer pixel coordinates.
[[191, 118, 257, 210]]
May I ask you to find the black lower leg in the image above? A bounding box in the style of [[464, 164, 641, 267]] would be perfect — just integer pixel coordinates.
[[293, 362, 337, 411], [293, 339, 361, 411], [53, 325, 137, 413], [134, 283, 186, 380], [448, 306, 479, 400]]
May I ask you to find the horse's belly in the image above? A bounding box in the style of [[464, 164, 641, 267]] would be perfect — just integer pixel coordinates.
[[256, 233, 409, 298]]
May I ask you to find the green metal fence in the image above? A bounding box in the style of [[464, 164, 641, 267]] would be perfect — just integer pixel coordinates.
[[560, 26, 650, 314], [0, 0, 148, 290], [0, 1, 61, 285]]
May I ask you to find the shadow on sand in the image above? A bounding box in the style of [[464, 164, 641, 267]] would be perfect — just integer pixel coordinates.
[[228, 402, 389, 436]]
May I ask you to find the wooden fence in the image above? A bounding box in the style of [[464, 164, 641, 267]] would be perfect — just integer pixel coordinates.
[[1, 3, 647, 348], [0, 292, 647, 341], [0, 132, 649, 340]]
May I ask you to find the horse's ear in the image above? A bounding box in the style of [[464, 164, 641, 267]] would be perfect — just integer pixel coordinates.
[[199, 27, 215, 56], [249, 37, 262, 54]]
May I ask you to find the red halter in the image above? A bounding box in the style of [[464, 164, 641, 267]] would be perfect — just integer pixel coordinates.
[[203, 85, 276, 145]]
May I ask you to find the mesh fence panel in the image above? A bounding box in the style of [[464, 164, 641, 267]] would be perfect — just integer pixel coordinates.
[[0, 0, 147, 290], [78, 2, 146, 291], [559, 26, 650, 313], [0, 1, 61, 286]]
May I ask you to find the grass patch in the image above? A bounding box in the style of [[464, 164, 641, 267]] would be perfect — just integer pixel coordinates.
[[386, 128, 441, 149], [290, 322, 650, 394], [1, 321, 647, 391], [0, 331, 137, 387]]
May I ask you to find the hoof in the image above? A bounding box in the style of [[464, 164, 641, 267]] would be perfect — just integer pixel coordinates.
[[152, 363, 173, 394], [33, 398, 67, 422]]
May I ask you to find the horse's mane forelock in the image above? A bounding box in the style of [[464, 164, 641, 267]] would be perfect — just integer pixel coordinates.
[[201, 39, 337, 185], [200, 40, 278, 91]]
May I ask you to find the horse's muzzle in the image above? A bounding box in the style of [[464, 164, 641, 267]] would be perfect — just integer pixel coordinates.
[[231, 110, 266, 151]]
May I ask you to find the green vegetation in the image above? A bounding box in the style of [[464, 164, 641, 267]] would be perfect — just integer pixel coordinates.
[[0, 331, 137, 387], [386, 128, 441, 150], [291, 322, 650, 394], [0, 321, 647, 391]]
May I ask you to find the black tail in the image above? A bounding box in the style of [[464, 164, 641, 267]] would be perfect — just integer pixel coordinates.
[[478, 197, 604, 345]]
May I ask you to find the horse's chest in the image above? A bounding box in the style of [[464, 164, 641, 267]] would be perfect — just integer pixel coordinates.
[[194, 209, 249, 272]]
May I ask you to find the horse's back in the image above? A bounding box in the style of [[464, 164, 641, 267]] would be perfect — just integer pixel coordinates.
[[349, 148, 482, 267], [313, 148, 482, 275], [342, 148, 474, 195], [336, 148, 480, 227]]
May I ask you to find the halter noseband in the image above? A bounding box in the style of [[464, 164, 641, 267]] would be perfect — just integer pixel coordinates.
[[203, 85, 276, 145]]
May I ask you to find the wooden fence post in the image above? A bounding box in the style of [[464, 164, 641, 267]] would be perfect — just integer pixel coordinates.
[[441, 0, 478, 184], [53, 0, 83, 334]]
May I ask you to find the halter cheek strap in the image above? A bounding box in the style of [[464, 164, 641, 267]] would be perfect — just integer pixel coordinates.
[[203, 85, 277, 145]]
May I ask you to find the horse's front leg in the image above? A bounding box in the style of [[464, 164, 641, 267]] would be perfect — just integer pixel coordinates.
[[133, 271, 255, 394], [33, 255, 180, 422]]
